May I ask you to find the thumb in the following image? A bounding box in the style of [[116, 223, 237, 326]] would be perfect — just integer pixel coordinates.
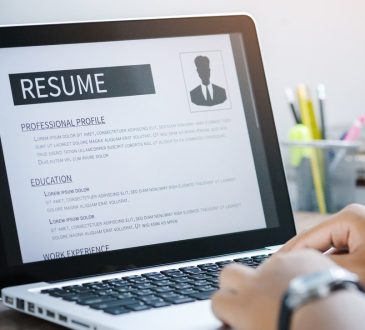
[[330, 252, 365, 286]]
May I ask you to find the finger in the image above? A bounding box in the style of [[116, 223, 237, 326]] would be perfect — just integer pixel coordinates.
[[330, 251, 365, 286], [211, 290, 241, 327], [219, 264, 254, 292], [279, 214, 353, 253], [330, 254, 352, 268], [329, 253, 364, 272]]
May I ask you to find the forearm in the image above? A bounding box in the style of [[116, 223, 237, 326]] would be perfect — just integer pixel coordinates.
[[292, 290, 365, 330]]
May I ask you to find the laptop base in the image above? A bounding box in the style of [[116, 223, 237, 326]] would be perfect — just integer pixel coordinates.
[[3, 247, 279, 330]]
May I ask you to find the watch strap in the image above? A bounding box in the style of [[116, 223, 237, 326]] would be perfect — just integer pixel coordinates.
[[278, 291, 291, 330], [278, 277, 364, 330]]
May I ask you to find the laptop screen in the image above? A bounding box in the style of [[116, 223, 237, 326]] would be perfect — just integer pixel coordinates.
[[0, 32, 279, 265]]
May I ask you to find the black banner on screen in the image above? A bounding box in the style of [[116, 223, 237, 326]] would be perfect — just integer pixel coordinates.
[[9, 65, 156, 106]]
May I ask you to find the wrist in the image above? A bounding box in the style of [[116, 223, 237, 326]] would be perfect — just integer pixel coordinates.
[[292, 290, 365, 330], [278, 268, 364, 330]]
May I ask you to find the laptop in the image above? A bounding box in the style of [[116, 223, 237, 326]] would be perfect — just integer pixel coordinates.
[[0, 14, 295, 329]]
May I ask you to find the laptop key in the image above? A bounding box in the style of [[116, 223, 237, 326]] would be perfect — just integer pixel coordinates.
[[125, 303, 150, 312], [97, 289, 118, 296], [252, 254, 268, 259], [42, 288, 65, 295], [177, 288, 199, 295], [208, 278, 219, 286], [142, 272, 160, 278], [91, 300, 128, 310], [153, 286, 173, 294], [89, 284, 111, 290], [101, 278, 120, 283], [114, 286, 134, 293], [146, 275, 168, 281], [123, 275, 143, 281], [50, 291, 77, 298], [134, 289, 155, 296], [197, 263, 215, 268], [179, 267, 204, 275], [127, 278, 147, 284], [161, 270, 185, 278], [165, 295, 195, 304], [66, 291, 98, 298], [63, 293, 96, 302], [110, 281, 130, 288], [171, 277, 191, 283], [160, 269, 178, 275], [70, 286, 93, 293], [157, 292, 179, 299], [216, 260, 234, 267], [115, 293, 135, 299], [41, 289, 53, 294], [62, 285, 82, 290], [204, 268, 220, 274], [154, 280, 174, 287], [139, 294, 161, 300], [188, 274, 210, 280], [147, 301, 171, 308], [115, 298, 141, 306], [189, 290, 216, 300], [104, 307, 130, 315], [193, 280, 210, 287], [197, 285, 217, 292], [173, 283, 192, 290], [77, 296, 116, 306], [199, 265, 219, 271], [82, 281, 100, 287], [134, 283, 156, 290]]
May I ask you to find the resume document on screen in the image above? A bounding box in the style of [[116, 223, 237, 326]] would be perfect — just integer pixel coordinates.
[[0, 35, 266, 263]]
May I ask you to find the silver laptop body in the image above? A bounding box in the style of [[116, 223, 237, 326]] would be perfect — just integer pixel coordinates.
[[0, 13, 295, 329]]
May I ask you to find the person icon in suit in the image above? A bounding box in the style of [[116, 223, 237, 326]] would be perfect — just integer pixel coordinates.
[[190, 55, 227, 107]]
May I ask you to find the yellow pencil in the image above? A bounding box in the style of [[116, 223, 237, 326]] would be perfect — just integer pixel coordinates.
[[297, 85, 327, 214], [297, 85, 321, 139]]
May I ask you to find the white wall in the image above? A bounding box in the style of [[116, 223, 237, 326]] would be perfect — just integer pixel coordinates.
[[1, 0, 365, 138]]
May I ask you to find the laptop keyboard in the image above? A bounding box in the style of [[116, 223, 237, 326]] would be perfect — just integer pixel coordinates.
[[40, 254, 270, 316]]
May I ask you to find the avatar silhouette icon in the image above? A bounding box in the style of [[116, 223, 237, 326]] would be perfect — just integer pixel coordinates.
[[190, 56, 227, 107]]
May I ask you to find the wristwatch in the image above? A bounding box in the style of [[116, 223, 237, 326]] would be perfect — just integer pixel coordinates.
[[278, 267, 364, 330]]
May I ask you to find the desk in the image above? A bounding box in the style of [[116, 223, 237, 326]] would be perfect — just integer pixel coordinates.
[[0, 212, 329, 330]]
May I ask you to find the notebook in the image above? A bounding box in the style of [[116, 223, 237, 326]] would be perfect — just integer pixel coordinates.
[[0, 14, 295, 329]]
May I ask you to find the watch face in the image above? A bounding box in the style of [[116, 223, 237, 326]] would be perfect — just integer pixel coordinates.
[[289, 268, 359, 298], [285, 267, 361, 312]]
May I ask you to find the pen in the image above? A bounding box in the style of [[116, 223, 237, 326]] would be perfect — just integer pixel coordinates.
[[317, 84, 327, 139], [343, 115, 365, 141], [285, 88, 301, 124], [330, 115, 365, 172]]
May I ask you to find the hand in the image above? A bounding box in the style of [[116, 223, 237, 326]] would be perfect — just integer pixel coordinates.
[[211, 250, 337, 330], [281, 204, 365, 284]]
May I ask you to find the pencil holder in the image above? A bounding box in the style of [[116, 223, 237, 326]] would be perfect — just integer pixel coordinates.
[[280, 140, 359, 214]]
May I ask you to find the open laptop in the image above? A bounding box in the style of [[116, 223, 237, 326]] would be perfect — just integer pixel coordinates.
[[0, 14, 295, 329]]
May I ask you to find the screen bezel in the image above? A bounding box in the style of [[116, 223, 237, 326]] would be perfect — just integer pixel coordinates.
[[0, 15, 295, 289]]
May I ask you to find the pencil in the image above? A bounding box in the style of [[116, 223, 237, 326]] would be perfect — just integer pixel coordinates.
[[285, 88, 301, 124], [297, 85, 321, 140], [297, 85, 327, 214]]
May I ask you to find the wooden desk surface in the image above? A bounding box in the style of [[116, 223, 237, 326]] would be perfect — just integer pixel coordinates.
[[0, 212, 329, 330]]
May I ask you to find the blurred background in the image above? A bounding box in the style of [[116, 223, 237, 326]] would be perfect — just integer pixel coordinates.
[[1, 0, 364, 208]]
